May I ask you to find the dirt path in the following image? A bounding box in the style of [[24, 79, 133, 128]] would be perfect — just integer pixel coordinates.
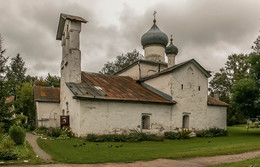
[[17, 133, 260, 167], [25, 133, 53, 163]]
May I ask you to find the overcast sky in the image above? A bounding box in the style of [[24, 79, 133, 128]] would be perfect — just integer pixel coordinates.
[[0, 0, 260, 77]]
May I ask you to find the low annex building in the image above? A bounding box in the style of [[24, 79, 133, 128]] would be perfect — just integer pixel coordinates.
[[34, 13, 228, 136]]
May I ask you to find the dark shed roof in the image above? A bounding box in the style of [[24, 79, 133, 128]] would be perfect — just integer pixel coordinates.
[[34, 86, 60, 103], [66, 72, 175, 104], [207, 96, 228, 107]]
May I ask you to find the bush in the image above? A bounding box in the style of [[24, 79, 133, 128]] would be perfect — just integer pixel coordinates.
[[9, 125, 25, 145], [196, 128, 228, 138], [164, 129, 191, 140], [0, 135, 15, 149], [86, 133, 164, 142], [46, 127, 62, 137], [0, 149, 18, 160]]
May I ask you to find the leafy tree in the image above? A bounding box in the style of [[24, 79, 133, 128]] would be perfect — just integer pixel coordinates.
[[0, 34, 13, 129], [25, 75, 38, 85], [34, 76, 48, 86], [45, 73, 60, 87], [6, 54, 26, 96], [15, 82, 35, 121], [231, 78, 258, 118], [252, 33, 260, 53], [209, 54, 250, 103], [100, 49, 143, 75], [209, 54, 250, 125]]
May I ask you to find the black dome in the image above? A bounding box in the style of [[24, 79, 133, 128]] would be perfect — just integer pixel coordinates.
[[141, 23, 168, 48]]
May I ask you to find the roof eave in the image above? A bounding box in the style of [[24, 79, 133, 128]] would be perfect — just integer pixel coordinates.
[[73, 95, 176, 105], [207, 103, 228, 107]]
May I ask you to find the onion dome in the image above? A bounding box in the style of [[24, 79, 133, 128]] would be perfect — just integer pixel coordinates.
[[141, 19, 168, 48], [165, 35, 178, 55]]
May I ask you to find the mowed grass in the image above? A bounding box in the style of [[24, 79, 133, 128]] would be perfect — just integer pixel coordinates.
[[37, 125, 260, 164]]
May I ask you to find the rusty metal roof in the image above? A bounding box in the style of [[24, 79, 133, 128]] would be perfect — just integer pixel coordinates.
[[66, 72, 175, 104], [34, 86, 60, 103], [207, 96, 228, 107]]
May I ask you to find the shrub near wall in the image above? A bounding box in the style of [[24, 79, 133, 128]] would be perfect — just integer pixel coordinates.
[[164, 129, 192, 140], [9, 125, 25, 145], [86, 133, 164, 142], [196, 128, 228, 138]]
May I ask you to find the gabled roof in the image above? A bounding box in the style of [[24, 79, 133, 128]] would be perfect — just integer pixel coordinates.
[[114, 59, 167, 75], [139, 59, 211, 81], [34, 86, 60, 103], [207, 96, 228, 107], [56, 13, 87, 40], [66, 72, 175, 104]]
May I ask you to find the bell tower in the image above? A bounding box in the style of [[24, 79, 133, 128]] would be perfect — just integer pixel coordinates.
[[56, 13, 87, 85]]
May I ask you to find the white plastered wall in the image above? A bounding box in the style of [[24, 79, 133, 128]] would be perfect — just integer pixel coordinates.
[[36, 102, 60, 128], [60, 85, 81, 135], [77, 100, 173, 137], [117, 63, 167, 80], [144, 62, 227, 130]]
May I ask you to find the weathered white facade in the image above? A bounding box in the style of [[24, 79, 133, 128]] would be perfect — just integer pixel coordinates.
[[35, 13, 227, 137], [36, 102, 60, 128]]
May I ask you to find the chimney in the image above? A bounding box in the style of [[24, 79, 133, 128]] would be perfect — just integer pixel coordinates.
[[213, 93, 220, 100], [56, 13, 87, 84]]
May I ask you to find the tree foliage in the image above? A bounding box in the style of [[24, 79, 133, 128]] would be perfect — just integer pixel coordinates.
[[252, 33, 260, 54], [100, 49, 143, 75], [45, 73, 60, 87], [15, 82, 35, 120], [209, 54, 250, 103], [6, 54, 26, 96], [0, 34, 12, 123]]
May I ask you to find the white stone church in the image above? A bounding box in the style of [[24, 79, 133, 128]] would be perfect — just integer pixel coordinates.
[[34, 13, 228, 137]]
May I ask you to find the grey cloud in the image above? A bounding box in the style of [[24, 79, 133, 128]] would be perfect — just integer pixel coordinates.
[[0, 0, 260, 77]]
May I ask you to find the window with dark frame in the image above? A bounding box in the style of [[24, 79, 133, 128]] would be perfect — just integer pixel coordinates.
[[142, 115, 150, 129]]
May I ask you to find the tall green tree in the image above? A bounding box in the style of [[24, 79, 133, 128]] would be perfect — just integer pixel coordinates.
[[231, 53, 260, 118], [0, 34, 13, 126], [6, 53, 26, 96], [45, 73, 60, 87], [209, 54, 250, 125], [100, 49, 143, 75], [15, 82, 35, 121], [34, 76, 48, 86], [209, 54, 250, 103], [252, 33, 260, 53], [25, 75, 38, 85]]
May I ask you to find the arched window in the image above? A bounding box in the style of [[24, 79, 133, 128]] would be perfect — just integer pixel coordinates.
[[182, 115, 189, 129]]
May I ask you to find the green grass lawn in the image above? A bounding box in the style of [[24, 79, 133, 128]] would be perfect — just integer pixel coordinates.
[[37, 125, 260, 164], [0, 141, 43, 165]]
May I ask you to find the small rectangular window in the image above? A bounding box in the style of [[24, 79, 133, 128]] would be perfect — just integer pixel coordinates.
[[181, 84, 183, 90], [142, 115, 150, 129], [198, 86, 200, 91]]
